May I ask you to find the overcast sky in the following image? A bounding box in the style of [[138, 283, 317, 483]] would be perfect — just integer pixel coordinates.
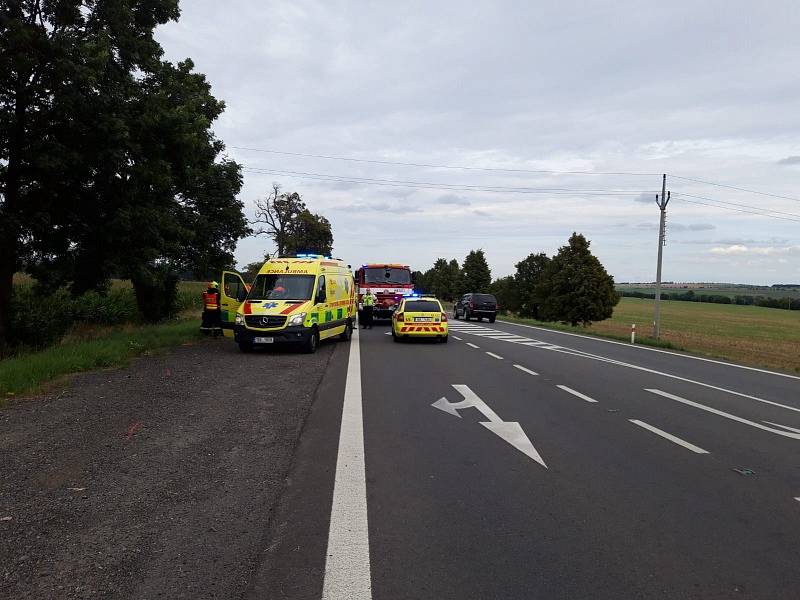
[[157, 1, 800, 284]]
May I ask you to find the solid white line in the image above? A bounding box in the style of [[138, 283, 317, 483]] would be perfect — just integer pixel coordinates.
[[498, 319, 800, 381], [322, 329, 372, 600], [466, 342, 480, 349], [514, 364, 539, 376], [452, 335, 463, 341], [486, 352, 504, 360], [646, 389, 800, 440], [763, 421, 800, 434], [556, 385, 598, 403], [629, 419, 709, 454]]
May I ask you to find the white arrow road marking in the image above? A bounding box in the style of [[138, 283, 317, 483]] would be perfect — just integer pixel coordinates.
[[646, 389, 800, 440], [432, 384, 547, 468], [629, 419, 709, 454]]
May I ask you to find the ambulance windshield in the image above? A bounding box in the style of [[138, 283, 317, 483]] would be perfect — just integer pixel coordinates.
[[248, 274, 316, 301]]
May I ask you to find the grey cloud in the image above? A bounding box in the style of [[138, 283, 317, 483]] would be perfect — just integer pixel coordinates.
[[777, 156, 800, 165], [333, 202, 423, 214], [634, 193, 656, 204]]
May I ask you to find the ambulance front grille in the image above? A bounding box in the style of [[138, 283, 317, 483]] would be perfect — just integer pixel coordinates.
[[244, 315, 287, 328]]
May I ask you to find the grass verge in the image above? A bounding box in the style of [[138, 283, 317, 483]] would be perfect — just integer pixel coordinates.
[[498, 297, 800, 373], [1, 319, 202, 401]]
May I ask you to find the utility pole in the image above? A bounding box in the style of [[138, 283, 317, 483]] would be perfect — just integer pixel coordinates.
[[653, 174, 670, 339]]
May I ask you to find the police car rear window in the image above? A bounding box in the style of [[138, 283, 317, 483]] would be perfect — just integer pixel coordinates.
[[404, 300, 441, 312]]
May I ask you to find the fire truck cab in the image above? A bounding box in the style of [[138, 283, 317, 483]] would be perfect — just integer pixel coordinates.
[[355, 263, 414, 320]]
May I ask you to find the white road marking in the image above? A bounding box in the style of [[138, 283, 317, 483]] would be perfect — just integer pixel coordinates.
[[452, 336, 463, 341], [466, 342, 480, 349], [384, 332, 391, 335], [513, 364, 539, 376], [556, 385, 598, 403], [453, 323, 800, 414], [646, 389, 800, 440], [629, 419, 709, 454], [432, 384, 547, 468], [322, 329, 372, 600], [486, 352, 504, 360], [763, 421, 800, 434], [795, 497, 800, 503], [498, 319, 800, 381]]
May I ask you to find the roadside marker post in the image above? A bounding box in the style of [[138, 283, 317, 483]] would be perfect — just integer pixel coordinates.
[[631, 323, 636, 344]]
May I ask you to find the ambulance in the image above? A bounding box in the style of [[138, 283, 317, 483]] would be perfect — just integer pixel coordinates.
[[222, 255, 356, 353]]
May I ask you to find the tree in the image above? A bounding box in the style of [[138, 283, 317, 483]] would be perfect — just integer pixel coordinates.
[[537, 233, 619, 326], [461, 249, 491, 294], [514, 253, 551, 318], [252, 187, 333, 256], [252, 185, 306, 256], [286, 209, 333, 256], [490, 276, 520, 313], [0, 1, 248, 337]]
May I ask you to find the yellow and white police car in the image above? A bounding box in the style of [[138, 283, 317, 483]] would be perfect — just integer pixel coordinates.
[[391, 295, 448, 343]]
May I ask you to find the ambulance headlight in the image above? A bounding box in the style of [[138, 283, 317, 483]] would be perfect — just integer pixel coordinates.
[[235, 314, 244, 325], [288, 312, 307, 326]]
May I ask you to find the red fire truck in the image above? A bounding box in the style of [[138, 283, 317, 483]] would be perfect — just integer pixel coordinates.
[[355, 263, 414, 320]]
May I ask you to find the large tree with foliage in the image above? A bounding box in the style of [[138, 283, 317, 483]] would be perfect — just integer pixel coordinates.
[[489, 276, 520, 313], [0, 1, 248, 338], [252, 186, 333, 256], [515, 252, 551, 318], [461, 249, 491, 294], [420, 258, 463, 301], [537, 233, 619, 326]]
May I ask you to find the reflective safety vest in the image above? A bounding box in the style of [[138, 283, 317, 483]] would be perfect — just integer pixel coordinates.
[[363, 294, 375, 307], [202, 291, 219, 311]]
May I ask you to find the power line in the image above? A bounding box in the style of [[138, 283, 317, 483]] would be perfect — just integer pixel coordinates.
[[674, 192, 800, 220], [232, 146, 660, 177], [242, 166, 800, 224], [242, 166, 655, 195], [670, 174, 800, 204]]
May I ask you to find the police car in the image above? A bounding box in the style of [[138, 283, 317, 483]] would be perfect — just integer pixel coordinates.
[[391, 295, 448, 343]]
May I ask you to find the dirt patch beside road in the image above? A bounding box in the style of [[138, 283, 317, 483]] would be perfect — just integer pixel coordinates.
[[0, 337, 344, 599]]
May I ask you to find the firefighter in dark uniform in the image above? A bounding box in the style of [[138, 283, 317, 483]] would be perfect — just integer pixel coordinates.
[[201, 281, 223, 337], [361, 289, 375, 329]]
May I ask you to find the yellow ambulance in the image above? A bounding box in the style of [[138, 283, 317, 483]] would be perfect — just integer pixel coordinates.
[[225, 255, 356, 353]]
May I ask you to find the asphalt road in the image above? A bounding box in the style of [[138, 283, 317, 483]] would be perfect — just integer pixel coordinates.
[[258, 316, 800, 600], [4, 318, 799, 599]]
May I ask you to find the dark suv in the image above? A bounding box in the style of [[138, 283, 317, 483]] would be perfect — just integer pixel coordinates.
[[454, 293, 498, 323]]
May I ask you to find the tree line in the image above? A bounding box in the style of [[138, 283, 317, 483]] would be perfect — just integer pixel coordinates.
[[0, 2, 250, 350], [621, 290, 800, 311], [415, 233, 619, 326]]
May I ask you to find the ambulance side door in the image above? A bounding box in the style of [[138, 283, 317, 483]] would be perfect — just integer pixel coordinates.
[[220, 271, 248, 332]]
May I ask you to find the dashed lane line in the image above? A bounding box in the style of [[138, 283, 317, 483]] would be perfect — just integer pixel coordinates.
[[556, 385, 598, 403], [629, 419, 710, 454], [322, 328, 372, 600], [486, 352, 504, 360], [466, 342, 480, 349], [513, 365, 539, 376], [452, 336, 463, 341]]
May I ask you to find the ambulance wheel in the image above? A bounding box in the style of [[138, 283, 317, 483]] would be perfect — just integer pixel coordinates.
[[303, 329, 320, 354], [340, 320, 353, 341], [238, 342, 253, 353]]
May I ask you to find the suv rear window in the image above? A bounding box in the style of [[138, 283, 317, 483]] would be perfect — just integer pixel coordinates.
[[474, 294, 497, 304], [404, 300, 441, 312]]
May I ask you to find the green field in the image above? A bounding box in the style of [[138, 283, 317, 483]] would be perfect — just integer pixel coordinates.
[[507, 297, 800, 373], [616, 284, 800, 300]]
